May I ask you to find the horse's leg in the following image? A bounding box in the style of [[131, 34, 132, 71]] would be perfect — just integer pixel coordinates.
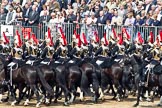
[[133, 85, 142, 107], [114, 79, 122, 102], [10, 85, 18, 106], [91, 73, 100, 103], [80, 73, 91, 101], [0, 87, 3, 103], [54, 85, 62, 103], [16, 84, 26, 104], [45, 81, 54, 105], [110, 81, 117, 99], [30, 84, 41, 108], [100, 72, 108, 101], [39, 85, 46, 103], [68, 83, 76, 104], [24, 86, 31, 106]]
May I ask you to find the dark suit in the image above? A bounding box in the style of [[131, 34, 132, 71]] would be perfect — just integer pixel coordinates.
[[28, 11, 39, 26], [104, 12, 113, 21], [39, 15, 51, 36], [96, 16, 106, 38], [28, 11, 39, 37], [96, 16, 106, 24], [144, 4, 152, 14], [0, 13, 7, 21], [67, 14, 76, 23], [22, 7, 32, 26], [39, 15, 51, 23]]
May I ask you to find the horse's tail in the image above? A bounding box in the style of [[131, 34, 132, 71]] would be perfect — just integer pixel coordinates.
[[36, 67, 54, 96]]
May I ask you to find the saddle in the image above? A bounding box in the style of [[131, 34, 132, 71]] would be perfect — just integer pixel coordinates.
[[26, 60, 35, 66], [100, 58, 116, 68]]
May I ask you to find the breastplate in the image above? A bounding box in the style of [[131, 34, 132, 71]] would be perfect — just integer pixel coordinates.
[[47, 47, 54, 58], [14, 47, 22, 59]]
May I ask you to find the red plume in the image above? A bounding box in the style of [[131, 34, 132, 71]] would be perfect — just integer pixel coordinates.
[[104, 32, 109, 45], [112, 28, 117, 39], [2, 32, 9, 44], [31, 33, 38, 45], [118, 33, 123, 45], [16, 30, 22, 47], [94, 31, 99, 43], [59, 27, 67, 46], [77, 34, 82, 47], [48, 28, 54, 46], [159, 30, 162, 42], [28, 31, 31, 40], [137, 32, 144, 44], [122, 28, 131, 40], [82, 33, 88, 45], [149, 31, 154, 43]]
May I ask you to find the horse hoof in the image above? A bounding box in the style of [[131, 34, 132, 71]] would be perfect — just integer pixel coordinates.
[[24, 99, 29, 106], [80, 98, 85, 102], [54, 99, 57, 103], [146, 98, 151, 102], [11, 100, 17, 106], [117, 98, 121, 102], [63, 102, 69, 106], [133, 103, 138, 107], [36, 102, 41, 108], [45, 98, 50, 105], [58, 96, 62, 100]]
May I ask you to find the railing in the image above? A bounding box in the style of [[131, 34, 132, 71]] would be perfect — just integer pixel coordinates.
[[1, 21, 162, 46]]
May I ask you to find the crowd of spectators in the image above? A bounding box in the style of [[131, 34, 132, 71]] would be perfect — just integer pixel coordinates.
[[0, 0, 162, 26]]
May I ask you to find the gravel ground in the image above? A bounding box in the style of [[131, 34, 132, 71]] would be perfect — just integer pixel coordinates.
[[0, 95, 161, 108]]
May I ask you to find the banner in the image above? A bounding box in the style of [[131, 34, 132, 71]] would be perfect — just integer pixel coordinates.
[[1, 25, 13, 37]]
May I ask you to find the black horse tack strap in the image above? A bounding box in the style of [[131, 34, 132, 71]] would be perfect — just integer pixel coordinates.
[[7, 62, 18, 86]]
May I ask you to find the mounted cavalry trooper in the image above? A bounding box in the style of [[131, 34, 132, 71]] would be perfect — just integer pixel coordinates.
[[122, 28, 131, 49], [70, 37, 82, 58], [40, 32, 54, 64], [0, 32, 10, 56], [28, 34, 39, 60], [7, 32, 25, 86], [56, 37, 68, 59], [80, 33, 89, 58], [109, 31, 117, 47], [134, 32, 143, 56], [147, 31, 154, 51], [95, 36, 109, 57], [88, 36, 99, 57]]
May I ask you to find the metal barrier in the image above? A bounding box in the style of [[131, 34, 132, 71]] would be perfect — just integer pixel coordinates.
[[1, 22, 162, 45]]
